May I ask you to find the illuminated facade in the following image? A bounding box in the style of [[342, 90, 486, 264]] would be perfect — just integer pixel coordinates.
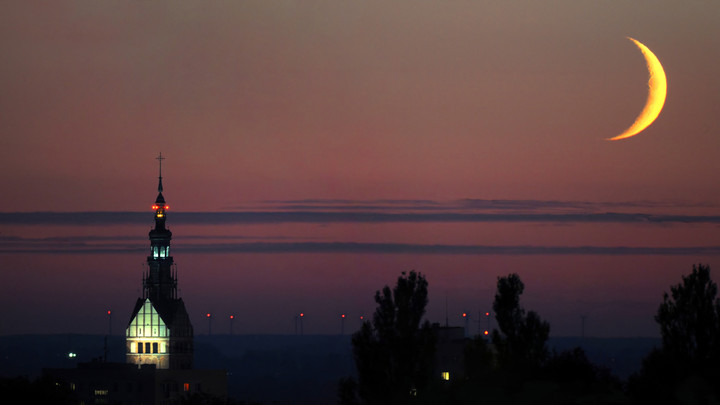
[[126, 157, 193, 369]]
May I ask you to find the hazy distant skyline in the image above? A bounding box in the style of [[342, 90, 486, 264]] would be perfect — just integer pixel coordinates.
[[2, 1, 720, 337]]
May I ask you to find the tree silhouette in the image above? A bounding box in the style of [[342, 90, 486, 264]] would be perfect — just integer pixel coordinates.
[[656, 263, 720, 363], [491, 273, 549, 377], [346, 270, 436, 405], [630, 264, 720, 404]]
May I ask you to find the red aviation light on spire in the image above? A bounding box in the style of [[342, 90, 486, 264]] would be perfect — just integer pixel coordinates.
[[153, 204, 167, 218]]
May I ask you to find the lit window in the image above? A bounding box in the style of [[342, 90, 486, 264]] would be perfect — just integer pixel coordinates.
[[94, 389, 108, 396], [153, 247, 158, 258], [159, 248, 165, 258], [441, 371, 450, 381], [183, 383, 190, 392]]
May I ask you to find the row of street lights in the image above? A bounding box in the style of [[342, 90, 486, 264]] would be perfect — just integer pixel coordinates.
[[104, 309, 494, 336], [461, 311, 492, 337]]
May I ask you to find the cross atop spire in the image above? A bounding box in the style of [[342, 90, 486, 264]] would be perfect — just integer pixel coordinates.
[[156, 153, 165, 193]]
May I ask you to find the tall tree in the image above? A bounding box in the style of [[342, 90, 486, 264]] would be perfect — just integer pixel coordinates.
[[349, 271, 436, 405], [656, 263, 720, 363], [491, 273, 549, 375], [630, 264, 720, 404]]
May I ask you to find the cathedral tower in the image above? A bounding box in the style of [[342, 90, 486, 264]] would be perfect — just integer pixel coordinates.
[[126, 154, 194, 369]]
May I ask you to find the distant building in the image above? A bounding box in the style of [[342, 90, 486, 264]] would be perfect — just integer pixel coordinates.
[[126, 155, 193, 370], [44, 155, 227, 404], [44, 360, 226, 405], [434, 325, 467, 382]]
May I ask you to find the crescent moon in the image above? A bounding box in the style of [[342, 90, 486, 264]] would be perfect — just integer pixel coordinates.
[[608, 37, 667, 141]]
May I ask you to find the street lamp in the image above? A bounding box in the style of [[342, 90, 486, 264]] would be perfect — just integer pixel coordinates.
[[484, 311, 491, 337]]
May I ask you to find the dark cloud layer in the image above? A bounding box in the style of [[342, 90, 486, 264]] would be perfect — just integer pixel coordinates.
[[2, 240, 719, 256], [1, 211, 719, 226], [246, 198, 717, 213]]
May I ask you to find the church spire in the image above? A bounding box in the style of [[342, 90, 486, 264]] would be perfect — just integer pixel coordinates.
[[128, 154, 194, 370], [146, 153, 175, 301], [156, 153, 165, 205], [157, 152, 164, 192]]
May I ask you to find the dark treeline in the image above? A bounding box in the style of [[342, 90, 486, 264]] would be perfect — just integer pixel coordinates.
[[339, 265, 720, 405], [0, 375, 76, 404]]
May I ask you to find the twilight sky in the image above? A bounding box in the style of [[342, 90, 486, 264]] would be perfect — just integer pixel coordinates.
[[2, 1, 720, 337]]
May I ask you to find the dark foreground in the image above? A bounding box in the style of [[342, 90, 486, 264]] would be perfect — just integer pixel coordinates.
[[0, 334, 657, 404]]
